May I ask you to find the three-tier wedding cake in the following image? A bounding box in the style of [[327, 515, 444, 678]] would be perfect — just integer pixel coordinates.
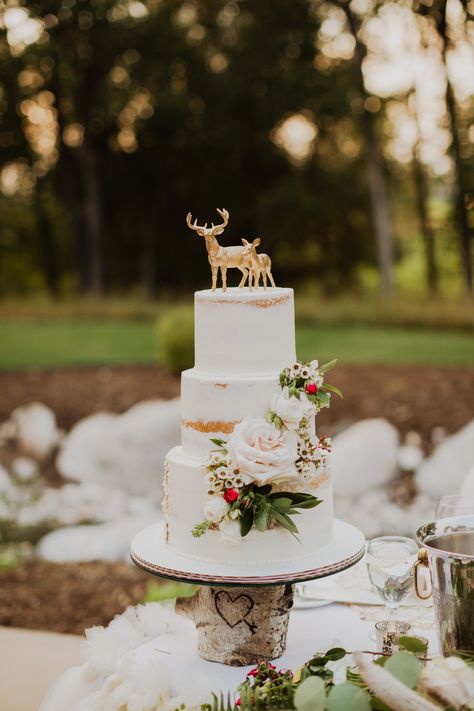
[[163, 286, 337, 565]]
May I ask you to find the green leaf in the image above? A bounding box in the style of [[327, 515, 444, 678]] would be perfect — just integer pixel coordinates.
[[397, 636, 428, 655], [325, 647, 347, 661], [273, 415, 283, 429], [319, 358, 338, 375], [271, 497, 293, 512], [322, 382, 343, 398], [255, 507, 270, 532], [327, 682, 371, 711], [384, 651, 421, 689], [317, 391, 331, 406], [294, 676, 326, 711], [271, 510, 299, 536], [240, 508, 254, 537], [192, 520, 212, 537], [210, 438, 226, 447], [266, 411, 275, 424]]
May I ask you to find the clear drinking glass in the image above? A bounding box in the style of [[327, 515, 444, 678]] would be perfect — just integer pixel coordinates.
[[366, 536, 418, 621], [435, 495, 474, 519]]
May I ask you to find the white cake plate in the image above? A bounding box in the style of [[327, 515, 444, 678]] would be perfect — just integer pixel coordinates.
[[130, 519, 365, 586]]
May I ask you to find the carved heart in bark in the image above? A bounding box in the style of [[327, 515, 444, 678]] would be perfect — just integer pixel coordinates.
[[214, 591, 255, 628]]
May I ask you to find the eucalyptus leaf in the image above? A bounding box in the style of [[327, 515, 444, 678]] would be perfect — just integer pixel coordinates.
[[327, 682, 371, 711], [294, 676, 326, 711], [384, 651, 421, 689], [397, 636, 428, 655]]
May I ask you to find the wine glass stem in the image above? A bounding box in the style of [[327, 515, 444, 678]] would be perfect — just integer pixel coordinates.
[[387, 604, 398, 620]]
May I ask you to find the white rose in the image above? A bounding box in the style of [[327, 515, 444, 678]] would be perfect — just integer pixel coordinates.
[[218, 519, 242, 545], [271, 387, 306, 431], [203, 495, 230, 523], [226, 417, 298, 486]]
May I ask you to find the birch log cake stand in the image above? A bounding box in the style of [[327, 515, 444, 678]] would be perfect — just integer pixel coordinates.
[[131, 520, 365, 666]]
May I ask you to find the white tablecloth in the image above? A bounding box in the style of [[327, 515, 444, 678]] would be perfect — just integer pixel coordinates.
[[40, 601, 439, 710]]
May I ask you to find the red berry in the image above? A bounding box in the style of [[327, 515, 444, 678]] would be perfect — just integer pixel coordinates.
[[236, 698, 241, 706], [305, 382, 317, 395], [224, 487, 239, 503]]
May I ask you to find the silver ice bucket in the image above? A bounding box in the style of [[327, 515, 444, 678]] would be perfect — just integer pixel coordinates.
[[416, 515, 474, 656]]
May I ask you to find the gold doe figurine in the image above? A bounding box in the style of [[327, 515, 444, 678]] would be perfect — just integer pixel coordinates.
[[186, 208, 249, 292], [241, 238, 276, 290]]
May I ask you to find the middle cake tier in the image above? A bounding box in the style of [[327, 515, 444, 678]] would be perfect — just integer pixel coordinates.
[[181, 368, 282, 456]]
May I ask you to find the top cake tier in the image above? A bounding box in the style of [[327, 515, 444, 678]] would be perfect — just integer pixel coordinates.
[[194, 287, 296, 375]]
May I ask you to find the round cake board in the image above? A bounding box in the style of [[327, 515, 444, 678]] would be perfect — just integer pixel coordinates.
[[131, 519, 365, 586], [131, 520, 365, 665]]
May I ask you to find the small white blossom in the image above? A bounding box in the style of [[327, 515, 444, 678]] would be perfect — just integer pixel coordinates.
[[203, 496, 230, 523]]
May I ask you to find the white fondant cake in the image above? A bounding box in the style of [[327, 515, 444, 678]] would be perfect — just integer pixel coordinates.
[[163, 287, 334, 565]]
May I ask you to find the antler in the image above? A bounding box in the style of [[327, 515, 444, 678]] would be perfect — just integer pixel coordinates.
[[186, 212, 207, 231], [215, 208, 229, 230]]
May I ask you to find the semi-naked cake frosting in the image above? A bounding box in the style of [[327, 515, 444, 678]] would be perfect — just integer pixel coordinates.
[[163, 286, 334, 565]]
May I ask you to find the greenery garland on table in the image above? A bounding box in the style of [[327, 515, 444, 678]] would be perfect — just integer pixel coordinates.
[[173, 638, 474, 711]]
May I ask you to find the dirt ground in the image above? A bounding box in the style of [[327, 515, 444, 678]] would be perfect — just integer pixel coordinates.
[[0, 363, 473, 635], [1, 363, 472, 446]]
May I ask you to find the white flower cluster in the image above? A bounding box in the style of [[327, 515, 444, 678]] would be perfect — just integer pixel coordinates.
[[296, 434, 332, 480], [285, 359, 323, 386], [204, 453, 246, 495]]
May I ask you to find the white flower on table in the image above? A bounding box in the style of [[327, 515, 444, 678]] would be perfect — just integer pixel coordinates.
[[226, 417, 298, 486], [203, 496, 230, 523], [421, 655, 474, 709]]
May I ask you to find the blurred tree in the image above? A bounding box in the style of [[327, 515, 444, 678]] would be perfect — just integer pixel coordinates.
[[329, 0, 394, 297], [414, 0, 473, 293]]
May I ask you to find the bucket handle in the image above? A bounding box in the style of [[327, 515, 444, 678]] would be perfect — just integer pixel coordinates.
[[414, 548, 432, 600]]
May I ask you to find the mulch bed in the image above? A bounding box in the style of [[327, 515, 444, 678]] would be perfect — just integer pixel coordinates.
[[0, 363, 472, 446], [0, 363, 473, 635], [0, 560, 149, 635]]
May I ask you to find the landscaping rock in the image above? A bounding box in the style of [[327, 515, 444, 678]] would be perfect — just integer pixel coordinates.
[[415, 420, 474, 499], [335, 488, 435, 538], [36, 514, 159, 563], [329, 418, 399, 496], [10, 402, 60, 460], [0, 464, 12, 492], [11, 456, 39, 482], [57, 399, 181, 497]]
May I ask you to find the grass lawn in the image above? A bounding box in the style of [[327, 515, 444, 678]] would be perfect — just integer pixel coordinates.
[[0, 320, 472, 370]]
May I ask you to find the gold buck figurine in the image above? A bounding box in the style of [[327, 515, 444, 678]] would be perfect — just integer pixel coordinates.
[[186, 208, 249, 291], [241, 238, 276, 290]]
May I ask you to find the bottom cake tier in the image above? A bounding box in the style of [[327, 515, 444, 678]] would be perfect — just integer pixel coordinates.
[[163, 446, 334, 565]]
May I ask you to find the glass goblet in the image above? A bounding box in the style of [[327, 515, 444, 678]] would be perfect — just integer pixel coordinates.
[[366, 536, 418, 623], [435, 494, 474, 519]]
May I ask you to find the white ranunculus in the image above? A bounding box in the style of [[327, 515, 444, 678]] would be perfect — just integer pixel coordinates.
[[218, 519, 242, 545], [203, 495, 230, 523], [226, 417, 298, 486], [271, 387, 307, 431]]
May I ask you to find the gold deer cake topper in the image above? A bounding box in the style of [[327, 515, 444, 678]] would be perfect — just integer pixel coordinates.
[[186, 208, 276, 292]]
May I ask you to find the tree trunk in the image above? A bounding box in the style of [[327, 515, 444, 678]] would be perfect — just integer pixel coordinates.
[[35, 180, 61, 297], [432, 0, 472, 292], [332, 0, 394, 297], [411, 95, 438, 294], [141, 213, 157, 300], [76, 138, 105, 296], [176, 584, 294, 666]]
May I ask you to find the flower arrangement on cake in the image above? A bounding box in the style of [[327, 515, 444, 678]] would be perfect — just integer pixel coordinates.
[[192, 358, 341, 542]]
